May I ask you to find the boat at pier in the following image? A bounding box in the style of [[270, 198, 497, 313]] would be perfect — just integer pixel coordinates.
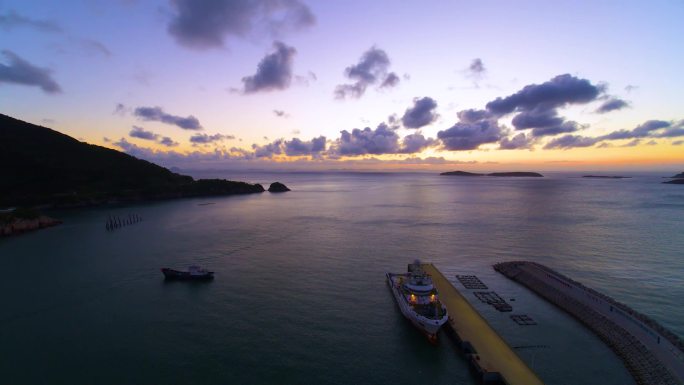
[[387, 261, 448, 341], [161, 266, 214, 280]]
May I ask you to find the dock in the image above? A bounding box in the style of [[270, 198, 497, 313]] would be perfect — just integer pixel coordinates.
[[495, 261, 684, 385], [422, 264, 544, 385]]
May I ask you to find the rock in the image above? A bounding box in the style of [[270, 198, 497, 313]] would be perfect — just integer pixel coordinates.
[[268, 182, 291, 193], [0, 215, 62, 237]]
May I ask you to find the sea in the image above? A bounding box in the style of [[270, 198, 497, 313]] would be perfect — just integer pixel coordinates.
[[1, 171, 682, 385]]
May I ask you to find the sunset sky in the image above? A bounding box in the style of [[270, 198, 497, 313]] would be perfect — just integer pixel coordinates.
[[2, 0, 683, 171]]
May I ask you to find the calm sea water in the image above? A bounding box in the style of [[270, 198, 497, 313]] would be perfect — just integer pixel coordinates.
[[1, 171, 682, 385]]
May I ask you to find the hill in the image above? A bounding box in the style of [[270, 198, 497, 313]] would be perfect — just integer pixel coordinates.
[[0, 114, 264, 207]]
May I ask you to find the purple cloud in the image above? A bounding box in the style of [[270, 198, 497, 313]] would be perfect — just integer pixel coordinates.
[[134, 106, 202, 130], [401, 97, 438, 129], [242, 41, 297, 93], [334, 46, 400, 99], [167, 0, 315, 49], [0, 50, 61, 93]]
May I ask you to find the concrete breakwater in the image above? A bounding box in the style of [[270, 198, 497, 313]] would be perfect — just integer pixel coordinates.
[[494, 261, 684, 385]]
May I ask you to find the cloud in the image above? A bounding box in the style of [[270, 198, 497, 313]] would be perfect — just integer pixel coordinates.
[[114, 138, 250, 165], [401, 97, 438, 129], [252, 139, 284, 158], [129, 125, 179, 147], [673, 140, 683, 146], [77, 38, 112, 57], [465, 58, 486, 86], [599, 120, 672, 140], [457, 109, 491, 124], [539, 119, 684, 149], [273, 109, 289, 117], [486, 74, 602, 115], [596, 97, 629, 114], [0, 10, 62, 33], [130, 126, 159, 140], [334, 46, 399, 99], [133, 106, 202, 130], [468, 58, 485, 76], [531, 121, 583, 137], [399, 133, 438, 153], [483, 74, 603, 137], [621, 139, 641, 147], [167, 0, 314, 49], [332, 123, 400, 155], [509, 107, 585, 137], [437, 119, 504, 151], [544, 135, 598, 149], [113, 103, 129, 116], [499, 133, 534, 150], [159, 136, 179, 147], [283, 136, 326, 156], [252, 126, 435, 158], [0, 50, 61, 93], [510, 108, 564, 130], [190, 133, 235, 144], [242, 41, 296, 93], [655, 122, 684, 138], [381, 72, 400, 88]]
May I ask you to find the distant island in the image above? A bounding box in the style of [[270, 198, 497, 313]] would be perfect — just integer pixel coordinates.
[[670, 172, 684, 178], [664, 179, 684, 184], [0, 114, 288, 231], [440, 171, 543, 177], [582, 175, 632, 179]]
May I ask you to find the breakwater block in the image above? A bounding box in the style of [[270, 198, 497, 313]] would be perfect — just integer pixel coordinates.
[[474, 291, 513, 312], [456, 275, 488, 289], [510, 314, 537, 326]]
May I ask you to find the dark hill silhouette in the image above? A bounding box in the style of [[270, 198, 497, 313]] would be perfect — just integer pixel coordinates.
[[0, 114, 264, 207]]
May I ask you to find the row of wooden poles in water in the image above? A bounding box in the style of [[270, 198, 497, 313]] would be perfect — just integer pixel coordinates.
[[105, 213, 142, 231]]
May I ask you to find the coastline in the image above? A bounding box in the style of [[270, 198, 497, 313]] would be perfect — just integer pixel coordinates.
[[0, 215, 62, 237]]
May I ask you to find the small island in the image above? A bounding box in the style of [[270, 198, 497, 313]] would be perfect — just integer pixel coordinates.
[[440, 171, 543, 177], [582, 175, 632, 179], [664, 179, 684, 185], [268, 182, 291, 193], [670, 172, 684, 179]]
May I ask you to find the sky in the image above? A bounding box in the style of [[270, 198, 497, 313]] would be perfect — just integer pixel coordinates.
[[1, 0, 683, 172]]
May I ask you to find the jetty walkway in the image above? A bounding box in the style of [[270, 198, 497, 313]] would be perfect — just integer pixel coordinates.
[[494, 261, 684, 385], [423, 264, 544, 385]]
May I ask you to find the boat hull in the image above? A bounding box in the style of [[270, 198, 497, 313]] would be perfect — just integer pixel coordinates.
[[386, 273, 447, 340], [161, 268, 214, 281]]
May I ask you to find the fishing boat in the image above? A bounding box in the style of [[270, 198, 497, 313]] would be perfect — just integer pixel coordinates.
[[387, 260, 448, 341], [161, 265, 214, 280]]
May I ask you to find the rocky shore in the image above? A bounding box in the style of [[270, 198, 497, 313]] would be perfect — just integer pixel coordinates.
[[1, 215, 62, 237]]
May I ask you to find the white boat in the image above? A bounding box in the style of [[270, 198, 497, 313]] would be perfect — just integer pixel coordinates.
[[387, 261, 448, 341]]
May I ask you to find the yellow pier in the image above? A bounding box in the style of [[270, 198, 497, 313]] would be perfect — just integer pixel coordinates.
[[422, 264, 544, 385]]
